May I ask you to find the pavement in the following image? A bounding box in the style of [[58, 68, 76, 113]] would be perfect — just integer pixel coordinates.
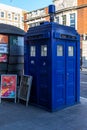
[[0, 98, 87, 130], [80, 70, 87, 98], [0, 70, 87, 130]]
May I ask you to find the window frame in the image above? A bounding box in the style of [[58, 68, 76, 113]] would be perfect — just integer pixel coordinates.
[[14, 13, 18, 21], [70, 13, 75, 28], [30, 46, 36, 57], [57, 45, 64, 56], [68, 46, 74, 56], [62, 15, 66, 25], [41, 45, 47, 57], [0, 11, 5, 18], [8, 12, 12, 20]]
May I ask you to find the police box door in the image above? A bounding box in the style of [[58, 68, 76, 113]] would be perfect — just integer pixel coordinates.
[[66, 41, 76, 105], [56, 40, 76, 106]]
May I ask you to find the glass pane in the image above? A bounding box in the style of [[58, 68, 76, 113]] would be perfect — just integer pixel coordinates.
[[18, 37, 24, 46], [41, 45, 47, 56], [68, 46, 74, 56], [30, 46, 36, 56], [57, 45, 63, 56]]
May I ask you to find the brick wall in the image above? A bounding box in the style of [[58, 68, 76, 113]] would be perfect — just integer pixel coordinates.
[[78, 0, 87, 6], [44, 7, 50, 21], [0, 35, 8, 43], [77, 0, 87, 34], [24, 13, 28, 32]]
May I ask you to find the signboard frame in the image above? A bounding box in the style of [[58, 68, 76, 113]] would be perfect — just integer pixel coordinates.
[[18, 75, 32, 107], [0, 74, 17, 103]]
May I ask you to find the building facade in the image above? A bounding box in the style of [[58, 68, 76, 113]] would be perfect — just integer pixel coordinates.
[[24, 0, 78, 30], [53, 0, 77, 29], [24, 7, 49, 32], [0, 3, 27, 30]]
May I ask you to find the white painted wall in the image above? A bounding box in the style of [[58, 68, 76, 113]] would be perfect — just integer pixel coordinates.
[[53, 0, 77, 11]]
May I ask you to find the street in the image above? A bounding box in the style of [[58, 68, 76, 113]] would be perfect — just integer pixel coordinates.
[[80, 70, 87, 98]]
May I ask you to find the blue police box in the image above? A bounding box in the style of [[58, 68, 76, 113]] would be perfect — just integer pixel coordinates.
[[24, 6, 80, 112]]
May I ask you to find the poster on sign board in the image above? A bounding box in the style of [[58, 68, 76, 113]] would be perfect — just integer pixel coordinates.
[[0, 35, 8, 63], [0, 54, 7, 62], [0, 75, 17, 103], [0, 34, 8, 44], [18, 75, 33, 106], [0, 44, 8, 54], [0, 35, 8, 54]]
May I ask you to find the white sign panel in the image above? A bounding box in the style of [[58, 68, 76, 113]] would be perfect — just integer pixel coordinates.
[[0, 44, 8, 53]]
